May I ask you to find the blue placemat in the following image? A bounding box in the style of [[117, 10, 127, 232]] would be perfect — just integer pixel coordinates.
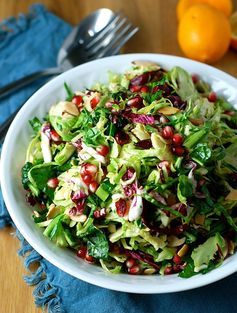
[[1, 4, 237, 313]]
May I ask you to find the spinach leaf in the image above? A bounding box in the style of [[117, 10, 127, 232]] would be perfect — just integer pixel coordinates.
[[29, 117, 42, 133], [32, 208, 48, 223], [142, 90, 162, 104], [179, 258, 218, 278], [87, 229, 109, 259], [177, 175, 193, 203], [28, 163, 56, 190], [215, 203, 237, 233], [179, 258, 198, 278], [21, 162, 33, 189], [190, 143, 211, 165], [192, 198, 213, 215], [83, 127, 106, 147]]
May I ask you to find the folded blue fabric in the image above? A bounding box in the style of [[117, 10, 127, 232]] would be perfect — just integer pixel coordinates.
[[1, 4, 237, 313]]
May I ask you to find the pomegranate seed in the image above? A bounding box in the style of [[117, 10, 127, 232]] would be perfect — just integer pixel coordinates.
[[115, 199, 127, 217], [198, 179, 206, 187], [47, 178, 59, 189], [140, 85, 149, 93], [128, 265, 140, 274], [82, 174, 94, 185], [50, 129, 61, 142], [172, 133, 183, 146], [224, 110, 235, 116], [110, 244, 121, 254], [127, 96, 143, 109], [93, 210, 101, 218], [77, 246, 87, 259], [26, 194, 37, 206], [173, 264, 185, 273], [161, 126, 174, 139], [94, 208, 106, 219], [96, 145, 110, 156], [85, 254, 94, 263], [71, 190, 87, 201], [89, 181, 98, 193], [129, 85, 141, 92], [81, 163, 97, 176], [172, 146, 185, 156], [191, 74, 199, 83], [69, 199, 85, 215], [164, 266, 173, 275], [90, 96, 100, 109], [99, 207, 106, 217], [159, 115, 169, 124], [72, 95, 83, 107], [126, 258, 136, 268], [173, 224, 188, 235], [130, 71, 160, 86], [135, 139, 152, 149], [173, 254, 182, 265], [208, 92, 217, 102], [115, 131, 130, 145]]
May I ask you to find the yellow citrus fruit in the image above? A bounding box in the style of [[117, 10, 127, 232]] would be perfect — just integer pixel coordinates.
[[230, 11, 237, 50], [178, 4, 231, 63], [177, 0, 233, 20]]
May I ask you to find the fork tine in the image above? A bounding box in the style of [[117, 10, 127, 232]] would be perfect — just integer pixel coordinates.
[[90, 23, 138, 59], [85, 12, 122, 49], [103, 26, 139, 57], [87, 17, 128, 55]]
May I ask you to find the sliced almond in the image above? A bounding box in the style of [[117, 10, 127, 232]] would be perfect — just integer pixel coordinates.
[[167, 235, 185, 247], [62, 102, 79, 117], [144, 268, 157, 275], [189, 117, 204, 126], [50, 101, 79, 118], [225, 189, 237, 201], [33, 211, 40, 218], [228, 240, 235, 255], [70, 214, 87, 223], [177, 244, 189, 257], [132, 60, 160, 69], [46, 204, 59, 219], [158, 106, 180, 115], [194, 213, 205, 225]]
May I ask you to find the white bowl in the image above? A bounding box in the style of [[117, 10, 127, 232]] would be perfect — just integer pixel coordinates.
[[1, 54, 237, 294]]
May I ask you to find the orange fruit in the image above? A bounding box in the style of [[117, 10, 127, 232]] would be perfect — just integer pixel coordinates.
[[178, 4, 231, 63], [230, 11, 237, 50], [177, 0, 233, 20]]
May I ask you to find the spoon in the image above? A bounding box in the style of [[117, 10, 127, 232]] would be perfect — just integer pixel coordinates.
[[0, 9, 138, 140], [0, 8, 130, 99]]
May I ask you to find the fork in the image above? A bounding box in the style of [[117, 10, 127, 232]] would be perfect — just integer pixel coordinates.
[[0, 12, 138, 100], [0, 12, 138, 140]]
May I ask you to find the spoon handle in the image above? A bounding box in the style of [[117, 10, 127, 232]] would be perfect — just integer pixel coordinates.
[[0, 67, 62, 100]]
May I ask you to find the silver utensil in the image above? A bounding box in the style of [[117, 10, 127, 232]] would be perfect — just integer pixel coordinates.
[[0, 9, 138, 140], [0, 9, 138, 99]]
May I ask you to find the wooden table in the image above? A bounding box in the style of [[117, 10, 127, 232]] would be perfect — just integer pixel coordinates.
[[0, 1, 237, 312]]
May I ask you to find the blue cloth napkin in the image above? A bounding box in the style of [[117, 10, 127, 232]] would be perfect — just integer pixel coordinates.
[[1, 4, 237, 313]]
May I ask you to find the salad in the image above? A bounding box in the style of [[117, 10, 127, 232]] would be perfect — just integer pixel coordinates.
[[21, 60, 237, 277]]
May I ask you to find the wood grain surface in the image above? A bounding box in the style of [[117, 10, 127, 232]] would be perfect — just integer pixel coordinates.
[[0, 1, 237, 312]]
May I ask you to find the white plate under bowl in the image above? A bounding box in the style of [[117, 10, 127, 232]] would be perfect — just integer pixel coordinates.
[[1, 54, 237, 294]]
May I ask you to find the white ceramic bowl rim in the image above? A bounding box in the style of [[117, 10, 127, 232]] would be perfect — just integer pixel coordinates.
[[1, 53, 237, 294]]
